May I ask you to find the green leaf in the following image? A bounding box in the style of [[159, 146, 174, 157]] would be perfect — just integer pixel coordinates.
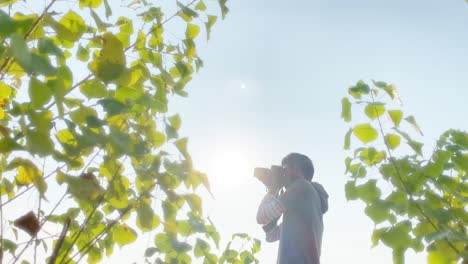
[[137, 204, 161, 232], [144, 247, 157, 257], [359, 148, 386, 166], [25, 129, 54, 156], [38, 38, 63, 57], [80, 79, 107, 98], [345, 181, 358, 200], [388, 110, 403, 127], [186, 23, 200, 39], [103, 0, 112, 18], [168, 114, 182, 131], [195, 1, 207, 11], [373, 80, 397, 99], [365, 201, 393, 224], [341, 97, 352, 122], [348, 80, 370, 99], [194, 238, 210, 257], [154, 233, 173, 253], [205, 15, 217, 40], [98, 98, 126, 116], [76, 44, 89, 61], [90, 9, 111, 32], [218, 0, 229, 19], [70, 106, 98, 125], [29, 78, 53, 107], [385, 134, 401, 150], [185, 194, 202, 214], [427, 249, 454, 264], [405, 115, 424, 136], [380, 222, 412, 249], [353, 123, 378, 144], [58, 10, 87, 43], [10, 34, 31, 69], [114, 224, 137, 247], [344, 128, 352, 150], [89, 32, 126, 83], [356, 179, 381, 203], [0, 137, 21, 153], [364, 103, 385, 120]]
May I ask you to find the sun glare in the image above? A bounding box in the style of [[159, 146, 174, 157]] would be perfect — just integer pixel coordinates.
[[206, 149, 251, 189]]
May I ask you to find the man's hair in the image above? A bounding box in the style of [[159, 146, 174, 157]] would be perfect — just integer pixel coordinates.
[[281, 153, 314, 181]]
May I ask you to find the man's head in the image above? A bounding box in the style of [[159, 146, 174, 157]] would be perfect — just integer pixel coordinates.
[[281, 153, 314, 185]]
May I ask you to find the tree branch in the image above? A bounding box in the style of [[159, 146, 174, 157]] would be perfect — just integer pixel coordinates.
[[48, 218, 71, 264], [370, 91, 461, 256]]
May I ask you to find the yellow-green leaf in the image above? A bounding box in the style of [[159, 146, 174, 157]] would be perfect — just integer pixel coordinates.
[[344, 128, 352, 150], [385, 134, 401, 150], [136, 204, 160, 232], [353, 123, 378, 144], [405, 115, 424, 136], [79, 79, 107, 98], [195, 1, 207, 11], [186, 23, 200, 39], [29, 78, 52, 107], [388, 110, 403, 127], [113, 224, 137, 247], [341, 97, 352, 122], [364, 103, 385, 120], [205, 15, 217, 40]]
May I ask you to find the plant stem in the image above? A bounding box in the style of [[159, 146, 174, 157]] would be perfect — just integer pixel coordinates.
[[370, 91, 461, 256]]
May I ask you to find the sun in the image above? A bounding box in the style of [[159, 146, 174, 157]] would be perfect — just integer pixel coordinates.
[[205, 149, 251, 190]]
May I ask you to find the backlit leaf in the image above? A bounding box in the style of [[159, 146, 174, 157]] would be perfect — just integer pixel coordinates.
[[341, 97, 351, 122], [405, 115, 424, 136], [353, 123, 378, 144], [385, 134, 401, 150], [186, 23, 200, 39], [388, 110, 403, 127], [364, 103, 385, 120], [29, 78, 52, 107], [114, 224, 137, 247]]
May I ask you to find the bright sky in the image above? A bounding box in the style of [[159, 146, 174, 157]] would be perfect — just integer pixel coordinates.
[[4, 0, 468, 263], [167, 0, 468, 263]]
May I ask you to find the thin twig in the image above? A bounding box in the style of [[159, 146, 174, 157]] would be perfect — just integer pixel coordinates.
[[0, 194, 4, 264], [48, 218, 70, 264]]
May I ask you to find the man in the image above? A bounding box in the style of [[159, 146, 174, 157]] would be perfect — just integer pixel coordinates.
[[256, 153, 329, 264]]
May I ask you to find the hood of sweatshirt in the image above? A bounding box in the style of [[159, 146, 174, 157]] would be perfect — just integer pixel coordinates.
[[311, 182, 329, 214]]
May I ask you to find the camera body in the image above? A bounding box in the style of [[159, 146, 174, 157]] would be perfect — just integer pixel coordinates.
[[254, 165, 285, 190]]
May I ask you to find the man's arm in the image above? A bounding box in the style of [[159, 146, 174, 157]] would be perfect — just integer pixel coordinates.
[[264, 223, 281, 243], [256, 192, 285, 225]]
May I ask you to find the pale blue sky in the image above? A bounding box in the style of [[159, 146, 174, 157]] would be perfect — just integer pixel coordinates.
[[4, 0, 468, 263], [168, 0, 468, 263]]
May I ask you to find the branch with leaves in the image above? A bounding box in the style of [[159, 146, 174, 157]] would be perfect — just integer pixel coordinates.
[[341, 80, 467, 264]]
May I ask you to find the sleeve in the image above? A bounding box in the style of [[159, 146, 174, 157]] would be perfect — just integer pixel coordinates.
[[279, 181, 305, 212], [265, 223, 281, 243], [256, 193, 285, 225]]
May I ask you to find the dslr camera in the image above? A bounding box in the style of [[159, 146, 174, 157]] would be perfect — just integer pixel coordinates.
[[254, 165, 285, 190]]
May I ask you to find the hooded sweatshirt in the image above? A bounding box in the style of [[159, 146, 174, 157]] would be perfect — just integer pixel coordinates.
[[277, 178, 329, 264]]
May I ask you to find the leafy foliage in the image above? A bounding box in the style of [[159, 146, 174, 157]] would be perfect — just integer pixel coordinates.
[[0, 0, 261, 263], [342, 80, 467, 263]]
